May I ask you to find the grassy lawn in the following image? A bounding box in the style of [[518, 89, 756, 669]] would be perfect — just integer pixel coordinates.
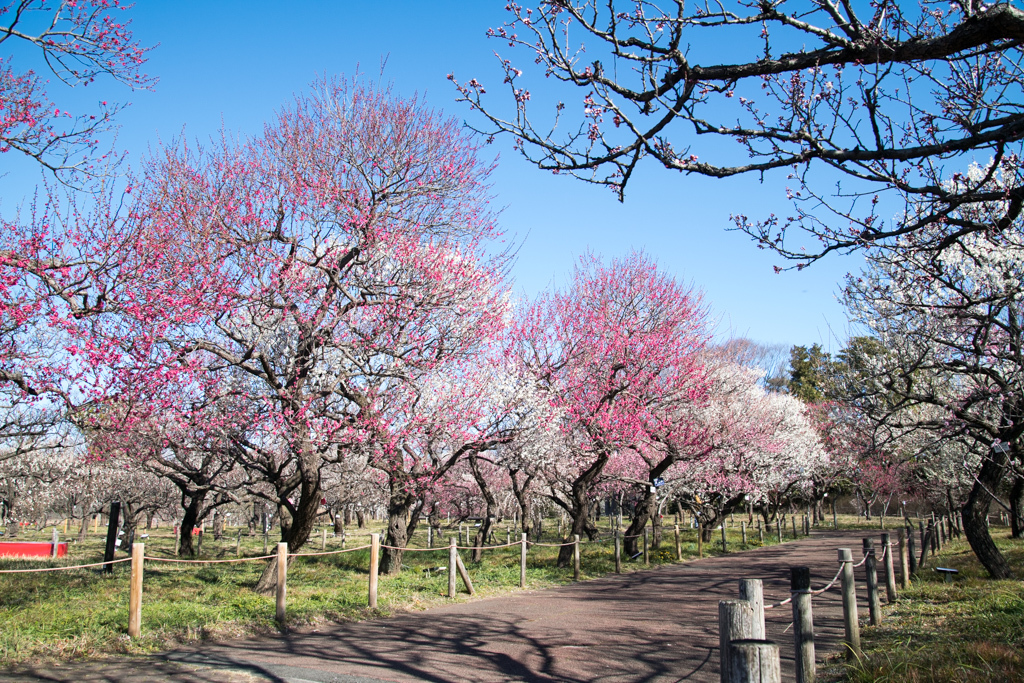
[[0, 513, 786, 664], [821, 528, 1024, 683]]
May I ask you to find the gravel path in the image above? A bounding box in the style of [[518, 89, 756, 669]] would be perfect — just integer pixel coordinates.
[[3, 529, 889, 682]]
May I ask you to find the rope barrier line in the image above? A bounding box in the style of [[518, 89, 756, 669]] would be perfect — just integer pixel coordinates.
[[529, 541, 576, 548], [144, 554, 276, 564], [0, 557, 132, 573], [290, 544, 371, 558]]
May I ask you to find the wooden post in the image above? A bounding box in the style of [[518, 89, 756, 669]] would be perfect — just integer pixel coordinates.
[[791, 567, 815, 683], [719, 600, 754, 683], [833, 504, 838, 529], [520, 533, 527, 588], [738, 579, 765, 639], [276, 542, 288, 624], [897, 528, 910, 588], [448, 537, 457, 598], [321, 527, 327, 551], [62, 518, 68, 534], [805, 514, 811, 536], [455, 553, 475, 595], [368, 533, 379, 609], [573, 534, 581, 580], [907, 525, 918, 575], [741, 521, 747, 545], [776, 518, 782, 544], [758, 523, 764, 545], [93, 514, 100, 533], [730, 640, 782, 683], [721, 523, 728, 553], [838, 548, 861, 658], [863, 539, 881, 625], [881, 532, 897, 603], [236, 530, 241, 558], [174, 524, 180, 556], [791, 516, 798, 540], [643, 529, 649, 565], [263, 530, 268, 555], [51, 527, 59, 558], [128, 543, 144, 638], [698, 523, 704, 558], [341, 527, 346, 549], [674, 524, 682, 560], [427, 525, 433, 548], [614, 528, 622, 573]]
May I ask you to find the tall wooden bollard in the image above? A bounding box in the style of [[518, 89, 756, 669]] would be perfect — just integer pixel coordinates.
[[448, 537, 457, 598], [897, 528, 910, 588], [698, 523, 704, 558], [741, 521, 747, 545], [614, 529, 622, 573], [643, 529, 649, 565], [881, 533, 897, 603], [791, 567, 815, 683], [573, 534, 581, 580], [730, 640, 782, 683], [907, 526, 918, 575], [51, 527, 59, 558], [276, 542, 288, 624], [674, 524, 682, 560], [721, 524, 728, 553], [427, 525, 433, 548], [838, 548, 861, 658], [520, 533, 527, 587], [863, 539, 881, 625], [738, 579, 765, 639], [128, 543, 144, 638], [368, 533, 379, 609], [719, 600, 755, 683]]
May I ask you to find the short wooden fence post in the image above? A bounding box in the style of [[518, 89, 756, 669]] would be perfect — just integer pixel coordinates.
[[863, 538, 881, 625], [791, 567, 815, 683], [276, 542, 288, 624], [730, 640, 782, 683], [741, 521, 747, 545], [519, 532, 528, 587], [719, 600, 754, 683], [573, 534, 581, 580], [698, 523, 704, 558], [907, 525, 918, 575], [368, 533, 379, 608], [838, 548, 861, 658], [321, 527, 327, 551], [897, 528, 910, 588], [721, 523, 728, 553], [758, 523, 764, 545], [881, 532, 897, 603], [51, 528, 59, 558], [792, 516, 798, 540], [642, 529, 649, 565], [614, 529, 622, 573], [738, 579, 765, 639], [448, 537, 457, 598], [674, 524, 682, 560], [776, 518, 782, 544], [128, 543, 144, 638]]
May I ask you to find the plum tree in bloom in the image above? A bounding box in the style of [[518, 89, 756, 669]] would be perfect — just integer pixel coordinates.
[[844, 158, 1024, 578], [85, 76, 511, 590], [515, 251, 710, 566]]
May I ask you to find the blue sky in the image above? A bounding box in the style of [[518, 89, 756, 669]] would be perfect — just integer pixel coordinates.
[[3, 2, 858, 352]]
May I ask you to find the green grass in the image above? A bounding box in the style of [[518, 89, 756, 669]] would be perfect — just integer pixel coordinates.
[[0, 514, 787, 664], [821, 530, 1024, 683]]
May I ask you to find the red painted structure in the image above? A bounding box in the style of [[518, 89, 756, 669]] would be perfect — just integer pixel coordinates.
[[0, 542, 69, 558]]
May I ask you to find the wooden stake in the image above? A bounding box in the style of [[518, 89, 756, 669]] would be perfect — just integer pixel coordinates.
[[455, 553, 475, 595], [368, 533, 379, 609], [276, 542, 288, 624], [573, 534, 580, 580], [128, 543, 144, 638], [520, 533, 527, 588]]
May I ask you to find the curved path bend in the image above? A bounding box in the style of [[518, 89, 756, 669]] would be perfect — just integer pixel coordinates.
[[4, 530, 889, 682]]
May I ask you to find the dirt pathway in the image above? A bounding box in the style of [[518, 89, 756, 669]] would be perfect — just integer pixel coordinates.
[[3, 530, 889, 682]]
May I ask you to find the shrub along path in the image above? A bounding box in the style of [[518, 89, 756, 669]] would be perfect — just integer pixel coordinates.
[[2, 530, 880, 682]]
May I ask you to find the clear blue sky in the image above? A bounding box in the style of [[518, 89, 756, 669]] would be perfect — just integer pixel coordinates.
[[3, 2, 857, 352]]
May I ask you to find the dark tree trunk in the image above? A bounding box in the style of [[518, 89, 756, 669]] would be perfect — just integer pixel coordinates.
[[212, 512, 224, 540], [356, 510, 366, 528], [379, 481, 420, 575], [178, 491, 208, 557], [343, 506, 352, 526], [623, 492, 655, 557], [468, 453, 498, 562], [1009, 475, 1024, 539], [556, 452, 609, 567], [333, 510, 344, 535], [510, 469, 535, 539], [962, 446, 1014, 579]]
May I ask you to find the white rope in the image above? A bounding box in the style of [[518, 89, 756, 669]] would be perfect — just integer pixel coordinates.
[[0, 557, 132, 573]]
